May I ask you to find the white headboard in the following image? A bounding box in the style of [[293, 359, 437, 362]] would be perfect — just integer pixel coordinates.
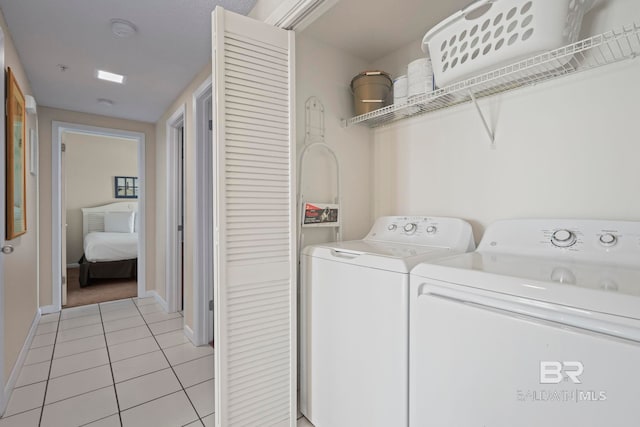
[[81, 202, 138, 238]]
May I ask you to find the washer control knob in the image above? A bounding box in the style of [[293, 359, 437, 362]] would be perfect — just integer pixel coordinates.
[[426, 225, 437, 234], [599, 233, 617, 247], [551, 229, 577, 247], [403, 223, 417, 234], [387, 224, 397, 231]]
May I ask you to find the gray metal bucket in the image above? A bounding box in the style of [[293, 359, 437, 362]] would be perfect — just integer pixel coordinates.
[[350, 71, 393, 116]]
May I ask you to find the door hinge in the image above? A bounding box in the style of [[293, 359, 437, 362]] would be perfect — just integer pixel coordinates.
[[62, 276, 66, 285], [208, 120, 213, 131], [61, 143, 66, 152], [209, 300, 214, 311]]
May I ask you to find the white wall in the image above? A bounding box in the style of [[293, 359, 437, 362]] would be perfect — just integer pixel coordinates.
[[296, 34, 373, 245], [0, 7, 39, 383], [64, 132, 138, 263], [370, 0, 640, 243]]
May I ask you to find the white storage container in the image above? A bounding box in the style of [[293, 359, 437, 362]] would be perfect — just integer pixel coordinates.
[[422, 0, 595, 87], [393, 75, 408, 105], [407, 58, 434, 98]]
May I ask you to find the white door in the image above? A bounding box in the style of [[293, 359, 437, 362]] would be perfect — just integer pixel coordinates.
[[178, 125, 184, 311], [212, 7, 296, 426], [206, 96, 214, 345], [410, 280, 640, 427], [61, 140, 67, 306], [0, 27, 7, 411]]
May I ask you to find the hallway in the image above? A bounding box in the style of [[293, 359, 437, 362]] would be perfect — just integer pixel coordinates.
[[0, 298, 213, 426]]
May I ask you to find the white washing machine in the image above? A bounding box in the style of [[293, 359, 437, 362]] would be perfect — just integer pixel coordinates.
[[410, 219, 640, 427], [300, 216, 475, 427]]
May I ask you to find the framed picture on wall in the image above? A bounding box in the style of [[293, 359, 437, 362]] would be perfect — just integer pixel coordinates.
[[6, 67, 27, 239], [114, 176, 138, 199]]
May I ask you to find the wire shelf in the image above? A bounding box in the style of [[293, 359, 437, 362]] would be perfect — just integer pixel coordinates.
[[344, 22, 640, 128]]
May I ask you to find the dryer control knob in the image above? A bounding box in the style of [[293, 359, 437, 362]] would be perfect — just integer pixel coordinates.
[[599, 279, 618, 291], [426, 225, 437, 234], [387, 224, 397, 231], [551, 229, 576, 247], [599, 233, 617, 247], [403, 223, 417, 234], [550, 267, 576, 285]]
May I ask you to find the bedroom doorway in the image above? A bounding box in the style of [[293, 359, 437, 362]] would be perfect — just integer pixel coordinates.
[[52, 122, 146, 311], [61, 131, 140, 307]]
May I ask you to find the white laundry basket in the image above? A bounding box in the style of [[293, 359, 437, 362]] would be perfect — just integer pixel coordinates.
[[422, 0, 595, 87]]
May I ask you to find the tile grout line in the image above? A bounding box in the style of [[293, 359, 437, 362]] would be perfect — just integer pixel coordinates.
[[98, 301, 125, 427], [108, 352, 214, 388], [38, 384, 114, 410], [58, 311, 143, 332], [132, 299, 203, 424], [38, 312, 61, 426], [47, 361, 111, 382]]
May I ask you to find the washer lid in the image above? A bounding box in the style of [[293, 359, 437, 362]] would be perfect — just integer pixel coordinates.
[[411, 252, 640, 320], [303, 240, 459, 274]]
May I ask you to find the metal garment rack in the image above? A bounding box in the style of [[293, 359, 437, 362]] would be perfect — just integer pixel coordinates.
[[297, 97, 342, 254], [343, 22, 640, 146]]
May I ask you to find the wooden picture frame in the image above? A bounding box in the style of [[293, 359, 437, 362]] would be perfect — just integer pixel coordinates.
[[6, 67, 27, 239], [114, 176, 138, 199]]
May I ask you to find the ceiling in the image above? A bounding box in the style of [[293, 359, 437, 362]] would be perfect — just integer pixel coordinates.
[[303, 0, 472, 63], [0, 0, 256, 123]]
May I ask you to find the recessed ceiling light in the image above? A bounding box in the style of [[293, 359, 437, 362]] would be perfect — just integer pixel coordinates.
[[97, 98, 114, 107], [96, 69, 126, 84], [110, 19, 138, 38]]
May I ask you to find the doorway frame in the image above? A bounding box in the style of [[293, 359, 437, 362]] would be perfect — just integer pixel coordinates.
[[51, 121, 146, 312], [192, 76, 213, 346], [165, 105, 185, 313]]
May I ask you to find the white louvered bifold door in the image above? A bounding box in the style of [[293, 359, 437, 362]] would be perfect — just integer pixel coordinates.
[[212, 7, 296, 427]]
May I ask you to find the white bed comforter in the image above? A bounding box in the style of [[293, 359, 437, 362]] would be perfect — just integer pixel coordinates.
[[84, 232, 138, 262]]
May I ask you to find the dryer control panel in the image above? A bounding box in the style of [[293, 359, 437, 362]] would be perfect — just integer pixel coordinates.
[[365, 216, 476, 252], [478, 219, 640, 267]]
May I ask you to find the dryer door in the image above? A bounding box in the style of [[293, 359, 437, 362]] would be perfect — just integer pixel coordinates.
[[409, 280, 640, 427]]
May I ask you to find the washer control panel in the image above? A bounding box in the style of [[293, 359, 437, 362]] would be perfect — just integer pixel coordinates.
[[365, 216, 475, 251], [478, 219, 640, 267]]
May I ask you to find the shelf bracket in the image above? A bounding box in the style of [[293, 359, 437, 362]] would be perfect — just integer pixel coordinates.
[[468, 90, 495, 147]]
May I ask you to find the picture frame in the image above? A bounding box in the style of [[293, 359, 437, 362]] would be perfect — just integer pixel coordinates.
[[6, 67, 27, 239], [114, 176, 138, 199]]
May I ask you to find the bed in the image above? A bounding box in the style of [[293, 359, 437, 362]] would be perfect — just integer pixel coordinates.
[[79, 202, 139, 287]]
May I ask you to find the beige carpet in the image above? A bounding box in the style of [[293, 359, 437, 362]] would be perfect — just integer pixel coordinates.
[[65, 267, 137, 308]]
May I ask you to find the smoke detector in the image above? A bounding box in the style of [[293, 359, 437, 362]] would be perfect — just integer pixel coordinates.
[[110, 19, 138, 38]]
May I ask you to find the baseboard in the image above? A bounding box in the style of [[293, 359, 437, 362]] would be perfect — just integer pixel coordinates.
[[66, 263, 80, 269], [145, 291, 168, 312], [40, 304, 58, 315], [183, 324, 196, 345], [0, 308, 42, 416]]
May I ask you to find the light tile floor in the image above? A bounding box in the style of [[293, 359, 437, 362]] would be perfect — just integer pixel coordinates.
[[0, 297, 214, 427]]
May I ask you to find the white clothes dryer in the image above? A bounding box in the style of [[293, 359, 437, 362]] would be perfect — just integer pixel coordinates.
[[300, 216, 475, 427], [410, 219, 640, 427]]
